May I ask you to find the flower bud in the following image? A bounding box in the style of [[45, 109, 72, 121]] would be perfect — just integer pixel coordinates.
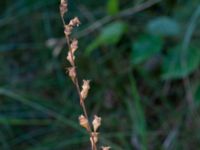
[[92, 115, 101, 132]]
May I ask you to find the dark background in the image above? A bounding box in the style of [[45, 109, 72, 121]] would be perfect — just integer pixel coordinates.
[[0, 0, 200, 149]]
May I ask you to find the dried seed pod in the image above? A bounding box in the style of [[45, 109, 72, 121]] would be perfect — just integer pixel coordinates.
[[101, 146, 111, 150], [66, 51, 75, 66], [92, 115, 101, 132], [69, 17, 81, 27], [80, 80, 90, 100], [67, 67, 76, 83], [90, 132, 99, 148], [64, 25, 73, 36], [70, 39, 78, 53], [60, 0, 68, 17], [79, 115, 90, 131]]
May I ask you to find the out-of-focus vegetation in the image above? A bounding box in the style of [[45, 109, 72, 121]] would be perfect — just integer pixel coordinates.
[[0, 0, 200, 149]]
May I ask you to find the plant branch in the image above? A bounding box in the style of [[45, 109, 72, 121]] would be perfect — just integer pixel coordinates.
[[60, 5, 97, 150]]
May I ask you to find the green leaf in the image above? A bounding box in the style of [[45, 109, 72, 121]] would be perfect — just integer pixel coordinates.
[[107, 0, 119, 15], [131, 34, 164, 64], [86, 21, 127, 55], [162, 46, 200, 80], [147, 17, 180, 36]]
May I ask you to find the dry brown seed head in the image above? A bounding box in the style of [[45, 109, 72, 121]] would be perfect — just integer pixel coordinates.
[[66, 51, 74, 66], [79, 115, 90, 131], [60, 0, 68, 17], [90, 132, 99, 147], [101, 146, 111, 150], [80, 80, 90, 100], [67, 67, 76, 83], [92, 115, 101, 132], [64, 25, 73, 36], [70, 39, 78, 53], [69, 17, 81, 27]]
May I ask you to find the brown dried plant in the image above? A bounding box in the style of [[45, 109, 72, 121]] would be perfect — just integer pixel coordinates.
[[59, 0, 110, 150]]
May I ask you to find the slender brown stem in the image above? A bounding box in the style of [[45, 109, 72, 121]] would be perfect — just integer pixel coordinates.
[[60, 11, 97, 150]]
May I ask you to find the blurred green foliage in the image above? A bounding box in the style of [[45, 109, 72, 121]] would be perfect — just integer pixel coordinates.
[[86, 21, 127, 55], [107, 0, 120, 15], [147, 16, 180, 36], [0, 0, 200, 150], [131, 34, 163, 64]]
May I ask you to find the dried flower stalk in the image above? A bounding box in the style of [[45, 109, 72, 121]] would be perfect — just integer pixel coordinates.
[[59, 0, 110, 150]]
